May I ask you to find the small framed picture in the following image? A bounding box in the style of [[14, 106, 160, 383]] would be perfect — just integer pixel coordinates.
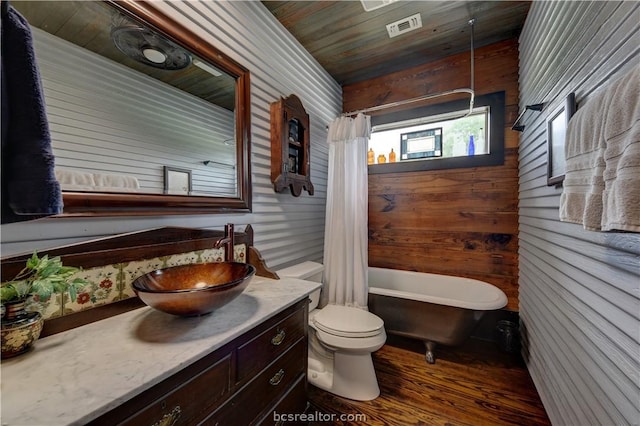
[[163, 166, 192, 194], [547, 92, 576, 186]]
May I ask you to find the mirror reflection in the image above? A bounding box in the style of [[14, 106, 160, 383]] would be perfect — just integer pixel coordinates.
[[13, 1, 239, 198]]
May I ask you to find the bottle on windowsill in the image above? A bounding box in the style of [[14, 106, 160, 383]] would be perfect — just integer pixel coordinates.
[[368, 148, 375, 165]]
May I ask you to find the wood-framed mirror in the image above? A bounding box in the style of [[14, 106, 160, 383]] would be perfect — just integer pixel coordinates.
[[11, 0, 251, 216]]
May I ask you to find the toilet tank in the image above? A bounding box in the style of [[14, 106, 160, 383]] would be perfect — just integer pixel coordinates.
[[277, 261, 323, 311]]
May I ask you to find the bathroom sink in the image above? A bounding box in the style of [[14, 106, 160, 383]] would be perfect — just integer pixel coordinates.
[[132, 262, 256, 316]]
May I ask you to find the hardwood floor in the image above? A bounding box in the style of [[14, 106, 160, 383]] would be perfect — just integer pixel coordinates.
[[308, 336, 550, 426]]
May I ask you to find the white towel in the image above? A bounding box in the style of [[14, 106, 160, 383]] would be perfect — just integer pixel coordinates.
[[55, 169, 96, 191], [601, 67, 640, 232], [93, 173, 140, 190], [55, 169, 140, 193], [560, 66, 640, 232]]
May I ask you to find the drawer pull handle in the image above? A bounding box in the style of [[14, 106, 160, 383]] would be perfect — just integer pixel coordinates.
[[271, 328, 286, 346], [152, 406, 181, 426], [269, 368, 285, 386]]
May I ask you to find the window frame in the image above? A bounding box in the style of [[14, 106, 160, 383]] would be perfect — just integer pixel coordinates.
[[368, 91, 505, 174]]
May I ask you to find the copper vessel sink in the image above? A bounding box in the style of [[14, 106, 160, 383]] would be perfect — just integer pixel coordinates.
[[132, 262, 256, 316]]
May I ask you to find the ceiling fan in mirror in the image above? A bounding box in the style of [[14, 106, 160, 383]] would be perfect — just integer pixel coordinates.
[[110, 13, 192, 70]]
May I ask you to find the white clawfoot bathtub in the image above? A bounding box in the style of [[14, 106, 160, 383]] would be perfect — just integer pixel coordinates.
[[367, 266, 507, 363]]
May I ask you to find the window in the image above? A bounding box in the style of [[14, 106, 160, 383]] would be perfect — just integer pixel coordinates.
[[368, 91, 505, 173]]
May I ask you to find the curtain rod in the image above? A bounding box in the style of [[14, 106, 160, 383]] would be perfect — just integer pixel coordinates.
[[342, 88, 475, 117], [342, 18, 476, 119]]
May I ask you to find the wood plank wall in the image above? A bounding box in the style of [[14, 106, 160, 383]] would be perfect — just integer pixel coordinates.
[[0, 1, 341, 274], [343, 39, 521, 311], [517, 2, 640, 424]]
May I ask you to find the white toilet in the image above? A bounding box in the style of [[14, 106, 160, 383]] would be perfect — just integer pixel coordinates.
[[277, 261, 387, 401]]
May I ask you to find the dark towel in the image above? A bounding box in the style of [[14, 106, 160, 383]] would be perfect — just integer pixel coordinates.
[[1, 4, 63, 224]]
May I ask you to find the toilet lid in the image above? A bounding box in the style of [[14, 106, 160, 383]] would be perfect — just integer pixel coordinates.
[[313, 305, 384, 338]]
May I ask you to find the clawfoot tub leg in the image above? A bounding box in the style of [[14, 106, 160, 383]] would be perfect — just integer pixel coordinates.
[[424, 341, 437, 364]]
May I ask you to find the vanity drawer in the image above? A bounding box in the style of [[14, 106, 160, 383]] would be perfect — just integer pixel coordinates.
[[202, 339, 306, 426], [118, 354, 231, 426], [257, 374, 308, 426], [236, 306, 305, 383]]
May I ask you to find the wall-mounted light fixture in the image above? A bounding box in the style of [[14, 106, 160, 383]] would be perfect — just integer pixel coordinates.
[[203, 160, 235, 169], [193, 59, 222, 77]]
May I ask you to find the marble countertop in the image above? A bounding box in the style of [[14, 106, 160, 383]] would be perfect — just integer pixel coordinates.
[[0, 276, 320, 426]]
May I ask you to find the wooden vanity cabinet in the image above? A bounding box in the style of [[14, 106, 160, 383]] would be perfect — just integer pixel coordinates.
[[89, 299, 308, 426], [203, 341, 306, 425]]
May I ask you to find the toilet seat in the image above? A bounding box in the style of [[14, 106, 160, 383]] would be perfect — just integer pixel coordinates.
[[312, 304, 384, 338]]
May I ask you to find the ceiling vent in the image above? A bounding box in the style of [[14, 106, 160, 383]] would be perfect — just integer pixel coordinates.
[[360, 0, 399, 12], [386, 13, 422, 38]]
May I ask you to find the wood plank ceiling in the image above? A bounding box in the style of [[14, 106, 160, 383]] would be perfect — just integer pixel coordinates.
[[262, 1, 531, 86]]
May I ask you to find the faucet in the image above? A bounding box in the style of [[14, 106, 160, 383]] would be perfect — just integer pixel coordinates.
[[214, 223, 235, 262]]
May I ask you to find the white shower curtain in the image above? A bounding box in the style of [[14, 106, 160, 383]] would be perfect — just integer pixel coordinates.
[[322, 113, 371, 309]]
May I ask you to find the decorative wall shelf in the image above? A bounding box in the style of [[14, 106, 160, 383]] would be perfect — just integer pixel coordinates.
[[270, 94, 314, 196]]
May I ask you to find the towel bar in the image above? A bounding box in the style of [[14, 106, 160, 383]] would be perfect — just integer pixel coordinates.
[[512, 103, 544, 132]]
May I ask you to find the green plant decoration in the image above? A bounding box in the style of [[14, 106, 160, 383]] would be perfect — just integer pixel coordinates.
[[1, 252, 87, 304]]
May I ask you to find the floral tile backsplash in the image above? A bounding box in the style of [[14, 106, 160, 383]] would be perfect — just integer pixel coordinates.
[[26, 244, 246, 320]]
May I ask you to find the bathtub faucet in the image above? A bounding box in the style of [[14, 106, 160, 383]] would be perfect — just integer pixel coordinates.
[[214, 223, 235, 262]]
